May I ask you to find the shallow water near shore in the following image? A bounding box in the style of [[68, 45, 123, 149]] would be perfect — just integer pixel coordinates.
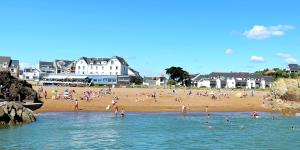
[[0, 112, 300, 150]]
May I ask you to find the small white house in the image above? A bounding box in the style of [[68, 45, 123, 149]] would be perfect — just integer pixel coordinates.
[[21, 68, 40, 81], [143, 76, 167, 87], [226, 78, 236, 88], [260, 79, 266, 89], [246, 79, 256, 89], [197, 80, 211, 88], [216, 79, 221, 89]]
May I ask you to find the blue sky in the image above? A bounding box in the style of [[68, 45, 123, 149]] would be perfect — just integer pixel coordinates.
[[0, 0, 299, 76]]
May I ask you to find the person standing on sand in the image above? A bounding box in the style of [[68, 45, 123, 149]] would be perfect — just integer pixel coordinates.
[[205, 106, 209, 114], [44, 90, 47, 99], [181, 104, 186, 115], [182, 104, 189, 115], [74, 99, 79, 111], [172, 89, 176, 96]]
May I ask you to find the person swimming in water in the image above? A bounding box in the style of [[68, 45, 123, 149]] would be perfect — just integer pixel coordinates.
[[121, 108, 125, 118], [207, 113, 211, 119], [251, 111, 260, 118], [289, 126, 295, 131]]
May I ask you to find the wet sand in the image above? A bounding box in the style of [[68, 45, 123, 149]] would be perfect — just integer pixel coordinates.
[[34, 86, 271, 113]]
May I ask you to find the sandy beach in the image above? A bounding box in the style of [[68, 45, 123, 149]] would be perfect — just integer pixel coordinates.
[[34, 86, 271, 113]]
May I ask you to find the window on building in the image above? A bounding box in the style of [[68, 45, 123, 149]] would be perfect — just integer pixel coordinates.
[[111, 60, 114, 64], [110, 66, 112, 70], [78, 66, 80, 69], [110, 72, 112, 75], [102, 66, 104, 70], [116, 72, 118, 75], [83, 66, 85, 69], [96, 66, 98, 70], [116, 66, 118, 70]]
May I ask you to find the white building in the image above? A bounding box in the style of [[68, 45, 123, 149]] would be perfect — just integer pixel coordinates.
[[0, 56, 19, 78], [21, 68, 40, 81], [192, 72, 273, 89], [143, 76, 167, 87], [128, 67, 141, 77], [226, 77, 236, 88], [75, 56, 129, 76], [41, 74, 117, 86]]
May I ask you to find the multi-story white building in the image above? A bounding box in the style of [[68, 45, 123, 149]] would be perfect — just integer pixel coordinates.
[[75, 56, 129, 76]]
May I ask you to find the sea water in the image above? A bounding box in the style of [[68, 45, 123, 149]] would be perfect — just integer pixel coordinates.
[[0, 112, 300, 150]]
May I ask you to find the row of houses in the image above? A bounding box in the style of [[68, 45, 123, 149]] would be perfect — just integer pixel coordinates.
[[191, 72, 273, 89]]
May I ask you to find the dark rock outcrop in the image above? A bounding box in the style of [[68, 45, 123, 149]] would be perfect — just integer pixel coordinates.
[[0, 71, 41, 103], [0, 102, 36, 125]]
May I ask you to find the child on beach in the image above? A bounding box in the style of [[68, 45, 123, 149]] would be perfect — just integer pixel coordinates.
[[74, 99, 79, 111], [205, 106, 209, 113], [181, 104, 189, 115]]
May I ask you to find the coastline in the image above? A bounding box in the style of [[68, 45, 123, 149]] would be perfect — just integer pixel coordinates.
[[35, 100, 271, 113], [33, 86, 272, 113]]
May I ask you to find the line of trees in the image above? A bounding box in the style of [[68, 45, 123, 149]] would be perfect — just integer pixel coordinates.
[[255, 68, 300, 79]]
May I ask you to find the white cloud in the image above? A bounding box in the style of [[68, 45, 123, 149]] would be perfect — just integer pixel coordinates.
[[285, 58, 298, 64], [276, 52, 298, 64], [250, 56, 265, 63], [225, 48, 233, 55], [244, 25, 294, 40], [276, 53, 292, 59]]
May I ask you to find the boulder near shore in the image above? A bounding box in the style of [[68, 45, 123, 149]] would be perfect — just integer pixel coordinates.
[[0, 102, 36, 125]]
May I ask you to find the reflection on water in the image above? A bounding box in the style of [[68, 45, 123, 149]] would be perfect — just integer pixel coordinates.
[[0, 112, 300, 150]]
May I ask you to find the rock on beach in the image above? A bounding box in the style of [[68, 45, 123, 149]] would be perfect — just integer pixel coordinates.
[[0, 102, 36, 125]]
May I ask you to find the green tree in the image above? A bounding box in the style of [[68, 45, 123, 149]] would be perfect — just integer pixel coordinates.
[[129, 76, 143, 85], [291, 72, 299, 79], [165, 67, 190, 85], [167, 79, 176, 86]]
